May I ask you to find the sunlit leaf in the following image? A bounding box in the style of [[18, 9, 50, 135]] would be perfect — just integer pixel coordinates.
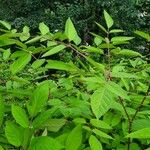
[[10, 52, 31, 74], [89, 135, 103, 150], [42, 45, 66, 57], [91, 86, 114, 119], [104, 10, 114, 29], [66, 125, 82, 150], [126, 128, 150, 139], [65, 18, 81, 45], [5, 122, 23, 147], [0, 20, 11, 30], [29, 136, 63, 150], [12, 105, 29, 128], [39, 22, 50, 35], [27, 81, 50, 117]]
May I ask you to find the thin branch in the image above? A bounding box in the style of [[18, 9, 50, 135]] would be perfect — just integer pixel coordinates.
[[131, 85, 150, 122]]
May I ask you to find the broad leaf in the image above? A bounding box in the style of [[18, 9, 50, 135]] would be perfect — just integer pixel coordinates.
[[117, 49, 142, 57], [73, 118, 86, 125], [91, 86, 113, 119], [0, 145, 4, 150], [126, 128, 150, 139], [29, 136, 63, 150], [111, 36, 134, 42], [0, 20, 11, 30], [45, 60, 77, 72], [10, 52, 31, 74], [90, 119, 112, 129], [93, 129, 113, 139], [104, 10, 114, 29], [26, 36, 42, 44], [132, 119, 150, 131], [65, 18, 81, 45], [89, 135, 103, 150], [32, 108, 57, 129], [12, 105, 29, 128], [83, 46, 103, 54], [42, 45, 66, 57], [27, 81, 49, 117], [106, 81, 130, 100], [39, 22, 50, 35], [94, 37, 103, 46], [20, 26, 30, 41], [31, 59, 45, 69], [85, 57, 105, 72], [66, 125, 82, 150], [134, 30, 150, 41], [5, 122, 24, 147], [44, 119, 66, 132]]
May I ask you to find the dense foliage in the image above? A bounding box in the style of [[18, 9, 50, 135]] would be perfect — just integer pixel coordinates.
[[0, 10, 150, 150], [0, 0, 150, 54]]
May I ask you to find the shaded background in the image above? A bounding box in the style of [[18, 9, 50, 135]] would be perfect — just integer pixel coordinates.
[[0, 0, 149, 54]]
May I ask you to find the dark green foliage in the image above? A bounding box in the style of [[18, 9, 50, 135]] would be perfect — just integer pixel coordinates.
[[0, 0, 149, 53]]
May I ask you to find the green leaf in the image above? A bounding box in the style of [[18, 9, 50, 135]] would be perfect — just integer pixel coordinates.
[[94, 37, 103, 46], [47, 41, 57, 47], [0, 20, 11, 30], [132, 119, 150, 131], [0, 39, 16, 47], [90, 119, 112, 129], [20, 26, 30, 41], [31, 59, 45, 69], [3, 49, 11, 60], [117, 49, 142, 57], [65, 18, 81, 45], [10, 52, 31, 74], [44, 119, 66, 132], [42, 45, 66, 57], [5, 122, 23, 147], [32, 108, 57, 129], [12, 105, 29, 128], [0, 145, 4, 150], [89, 135, 103, 150], [95, 22, 107, 33], [85, 57, 105, 72], [27, 81, 49, 117], [93, 129, 113, 139], [39, 22, 50, 35], [104, 10, 114, 29], [0, 95, 4, 126], [45, 60, 77, 72], [111, 36, 134, 42], [83, 46, 103, 54], [73, 118, 86, 125], [91, 86, 113, 119], [66, 125, 82, 150], [126, 128, 150, 139], [29, 136, 63, 150], [26, 36, 42, 44], [106, 81, 130, 100], [134, 30, 150, 41], [110, 29, 124, 33]]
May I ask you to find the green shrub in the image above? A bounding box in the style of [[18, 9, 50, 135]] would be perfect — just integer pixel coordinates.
[[0, 10, 150, 150]]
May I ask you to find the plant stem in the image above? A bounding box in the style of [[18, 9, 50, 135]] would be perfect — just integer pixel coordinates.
[[118, 97, 131, 150], [119, 85, 150, 150]]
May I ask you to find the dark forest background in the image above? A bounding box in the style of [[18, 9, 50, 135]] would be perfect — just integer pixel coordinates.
[[0, 0, 149, 54]]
